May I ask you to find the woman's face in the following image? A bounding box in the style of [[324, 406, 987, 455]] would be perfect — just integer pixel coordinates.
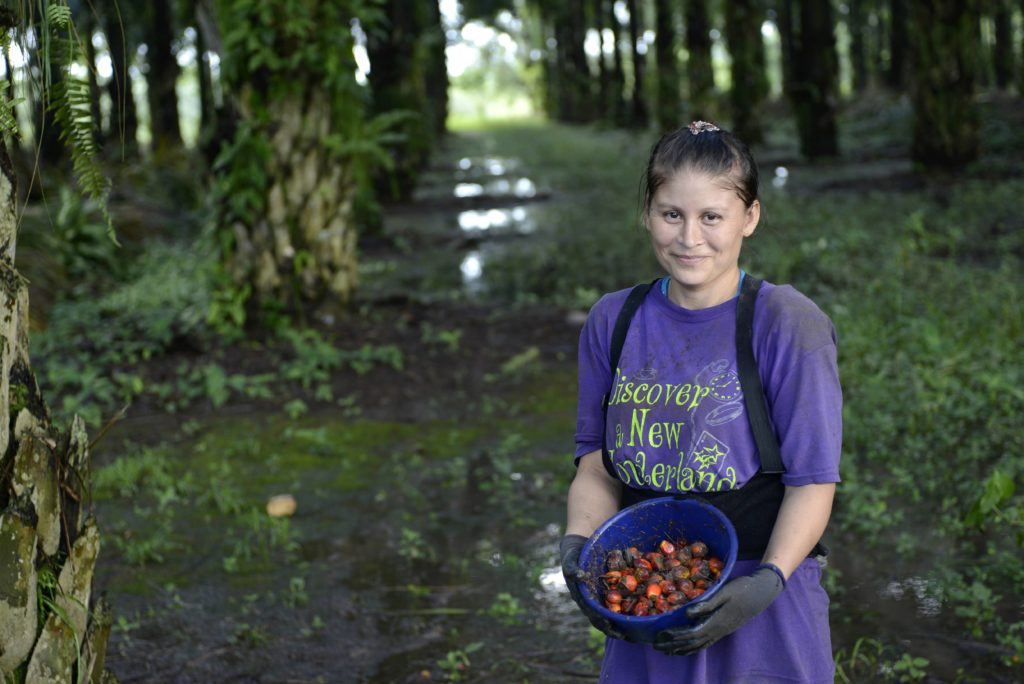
[[645, 168, 760, 309]]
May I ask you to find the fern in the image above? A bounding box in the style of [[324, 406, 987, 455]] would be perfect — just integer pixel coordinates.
[[39, 1, 117, 244]]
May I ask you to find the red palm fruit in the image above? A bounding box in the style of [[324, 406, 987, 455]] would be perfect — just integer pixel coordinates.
[[602, 571, 622, 587], [654, 598, 669, 613], [621, 597, 637, 613], [670, 566, 691, 582], [644, 552, 666, 572], [689, 541, 708, 558], [635, 567, 651, 582], [635, 558, 653, 572], [622, 574, 639, 593], [606, 601, 622, 613], [648, 573, 664, 584], [658, 580, 675, 595], [666, 558, 682, 569], [675, 546, 693, 562], [707, 557, 724, 574], [659, 540, 676, 556], [645, 582, 662, 599], [694, 579, 708, 589], [675, 538, 688, 548], [625, 546, 641, 564], [666, 591, 685, 605], [632, 598, 651, 616], [689, 560, 709, 579], [676, 579, 695, 594], [692, 588, 705, 598], [606, 590, 624, 604]]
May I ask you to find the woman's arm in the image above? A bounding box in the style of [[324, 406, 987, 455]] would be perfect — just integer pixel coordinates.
[[566, 450, 623, 537], [761, 482, 836, 578]]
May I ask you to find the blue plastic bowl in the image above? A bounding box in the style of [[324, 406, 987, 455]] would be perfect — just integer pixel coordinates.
[[576, 497, 738, 643]]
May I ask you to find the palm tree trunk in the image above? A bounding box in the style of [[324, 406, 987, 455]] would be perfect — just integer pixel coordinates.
[[103, 9, 137, 155], [146, 0, 182, 151], [908, 0, 980, 169], [625, 0, 649, 127], [653, 0, 680, 131], [0, 11, 114, 679], [992, 0, 1013, 89], [685, 0, 716, 122], [788, 0, 840, 159], [725, 0, 767, 143]]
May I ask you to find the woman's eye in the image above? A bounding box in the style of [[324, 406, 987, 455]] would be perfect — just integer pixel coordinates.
[[703, 213, 721, 222], [664, 211, 681, 220]]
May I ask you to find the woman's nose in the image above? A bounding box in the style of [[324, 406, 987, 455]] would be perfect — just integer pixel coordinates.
[[678, 220, 704, 247]]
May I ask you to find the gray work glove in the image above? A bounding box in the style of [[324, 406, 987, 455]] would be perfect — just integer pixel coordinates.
[[560, 534, 628, 640], [652, 564, 784, 656]]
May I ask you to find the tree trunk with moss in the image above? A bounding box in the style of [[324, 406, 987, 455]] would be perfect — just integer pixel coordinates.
[[788, 0, 840, 159], [684, 0, 716, 122], [625, 0, 648, 127], [725, 0, 767, 143], [213, 1, 369, 310], [908, 0, 979, 169], [0, 10, 115, 680], [653, 0, 679, 131]]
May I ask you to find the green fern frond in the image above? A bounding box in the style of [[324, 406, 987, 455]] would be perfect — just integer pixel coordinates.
[[47, 33, 117, 245], [0, 97, 24, 137], [44, 3, 72, 30]]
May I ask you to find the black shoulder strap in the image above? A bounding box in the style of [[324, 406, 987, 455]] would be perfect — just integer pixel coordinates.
[[609, 282, 656, 377], [736, 275, 785, 474], [600, 281, 656, 477]]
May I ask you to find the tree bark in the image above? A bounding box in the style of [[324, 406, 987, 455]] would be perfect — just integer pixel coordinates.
[[725, 0, 767, 143], [625, 0, 649, 127], [908, 0, 980, 169], [594, 0, 611, 122], [653, 0, 680, 131], [365, 0, 428, 199], [422, 0, 449, 137], [145, 0, 182, 151], [215, 2, 364, 308], [0, 11, 115, 679], [887, 0, 908, 89], [992, 0, 1013, 89], [194, 8, 215, 147], [102, 9, 137, 156], [848, 0, 869, 91], [788, 0, 840, 159], [685, 0, 716, 122], [609, 0, 629, 124]]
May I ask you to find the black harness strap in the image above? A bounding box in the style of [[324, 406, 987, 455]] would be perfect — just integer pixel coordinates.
[[600, 280, 657, 478], [736, 275, 785, 474]]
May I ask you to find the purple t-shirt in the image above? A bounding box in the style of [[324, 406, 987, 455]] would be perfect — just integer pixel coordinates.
[[574, 280, 841, 684], [576, 280, 841, 491]]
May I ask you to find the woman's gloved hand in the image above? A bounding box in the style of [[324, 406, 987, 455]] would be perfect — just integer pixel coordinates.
[[652, 564, 785, 656], [560, 534, 628, 640]]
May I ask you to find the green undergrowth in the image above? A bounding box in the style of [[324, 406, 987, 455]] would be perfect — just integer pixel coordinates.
[[31, 240, 405, 428]]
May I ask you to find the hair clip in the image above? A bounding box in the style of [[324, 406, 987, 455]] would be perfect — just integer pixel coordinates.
[[688, 121, 721, 135]]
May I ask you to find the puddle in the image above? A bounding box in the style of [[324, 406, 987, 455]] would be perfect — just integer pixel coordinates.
[[458, 206, 536, 235], [452, 177, 537, 200]]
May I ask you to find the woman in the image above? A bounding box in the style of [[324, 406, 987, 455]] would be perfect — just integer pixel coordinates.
[[560, 122, 841, 683]]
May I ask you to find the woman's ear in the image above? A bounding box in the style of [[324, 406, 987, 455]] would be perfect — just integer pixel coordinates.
[[743, 200, 761, 237]]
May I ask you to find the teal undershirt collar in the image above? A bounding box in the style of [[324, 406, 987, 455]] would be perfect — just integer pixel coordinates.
[[661, 270, 746, 300]]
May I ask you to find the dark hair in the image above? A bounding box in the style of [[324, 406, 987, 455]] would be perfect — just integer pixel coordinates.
[[640, 124, 760, 213]]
